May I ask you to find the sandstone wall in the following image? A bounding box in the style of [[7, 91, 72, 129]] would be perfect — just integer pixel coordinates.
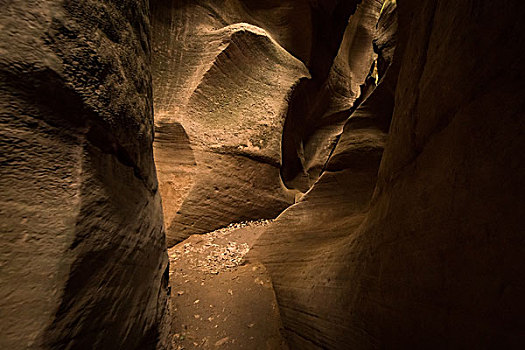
[[281, 0, 382, 191], [151, 0, 311, 245], [0, 1, 169, 348], [151, 0, 386, 246], [253, 0, 525, 348], [2, 0, 524, 348]]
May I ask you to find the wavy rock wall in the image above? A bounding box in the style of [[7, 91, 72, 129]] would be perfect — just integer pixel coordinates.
[[251, 2, 398, 347], [281, 0, 383, 191], [0, 1, 169, 349], [3, 0, 524, 348], [151, 0, 312, 245], [253, 0, 525, 348], [151, 0, 381, 245]]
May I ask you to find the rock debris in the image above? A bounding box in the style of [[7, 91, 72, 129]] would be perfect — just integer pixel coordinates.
[[169, 220, 270, 275]]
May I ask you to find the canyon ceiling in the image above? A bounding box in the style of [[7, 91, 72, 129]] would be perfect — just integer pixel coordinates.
[[1, 0, 524, 349]]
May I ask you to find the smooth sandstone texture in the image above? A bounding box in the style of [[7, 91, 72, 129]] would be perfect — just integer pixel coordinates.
[[253, 0, 525, 348], [151, 0, 312, 245], [151, 0, 385, 246], [251, 2, 398, 347], [2, 0, 525, 349], [0, 1, 169, 349], [281, 0, 382, 191]]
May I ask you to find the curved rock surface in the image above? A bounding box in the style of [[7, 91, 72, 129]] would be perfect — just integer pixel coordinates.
[[253, 0, 525, 348], [251, 3, 398, 347], [2, 0, 525, 349], [281, 1, 381, 192], [0, 1, 169, 349], [151, 0, 310, 245]]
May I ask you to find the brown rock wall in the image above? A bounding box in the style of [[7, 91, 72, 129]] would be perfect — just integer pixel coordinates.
[[0, 1, 169, 348], [151, 0, 310, 245], [253, 0, 525, 348]]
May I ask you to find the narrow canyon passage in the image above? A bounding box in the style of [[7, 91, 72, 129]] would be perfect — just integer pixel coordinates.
[[2, 0, 525, 349], [168, 220, 287, 349], [152, 0, 525, 348], [151, 0, 390, 348]]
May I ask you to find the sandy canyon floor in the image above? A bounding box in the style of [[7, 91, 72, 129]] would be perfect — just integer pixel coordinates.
[[168, 221, 288, 349]]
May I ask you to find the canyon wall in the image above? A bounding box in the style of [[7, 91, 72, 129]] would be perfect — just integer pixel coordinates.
[[280, 0, 382, 191], [0, 1, 169, 348], [151, 0, 308, 245], [1, 0, 524, 348], [151, 0, 380, 246], [253, 0, 525, 348]]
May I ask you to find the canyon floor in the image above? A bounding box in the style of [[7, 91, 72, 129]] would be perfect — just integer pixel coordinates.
[[168, 221, 288, 349]]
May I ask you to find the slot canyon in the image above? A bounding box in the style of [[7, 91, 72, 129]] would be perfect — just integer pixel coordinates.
[[1, 0, 524, 349]]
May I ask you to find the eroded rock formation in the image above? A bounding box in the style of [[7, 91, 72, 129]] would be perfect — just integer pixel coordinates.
[[252, 0, 525, 348], [151, 0, 312, 245], [151, 0, 384, 245], [2, 0, 525, 349], [251, 2, 398, 346], [281, 0, 383, 191], [0, 1, 169, 348]]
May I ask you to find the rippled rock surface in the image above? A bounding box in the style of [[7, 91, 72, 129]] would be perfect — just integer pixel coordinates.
[[0, 1, 169, 348], [253, 0, 525, 347]]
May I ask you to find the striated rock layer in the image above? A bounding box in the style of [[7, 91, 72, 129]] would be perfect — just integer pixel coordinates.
[[2, 0, 524, 349], [151, 0, 386, 246], [252, 1, 398, 347], [281, 0, 383, 191], [253, 0, 525, 348], [151, 0, 311, 245], [0, 1, 169, 349]]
